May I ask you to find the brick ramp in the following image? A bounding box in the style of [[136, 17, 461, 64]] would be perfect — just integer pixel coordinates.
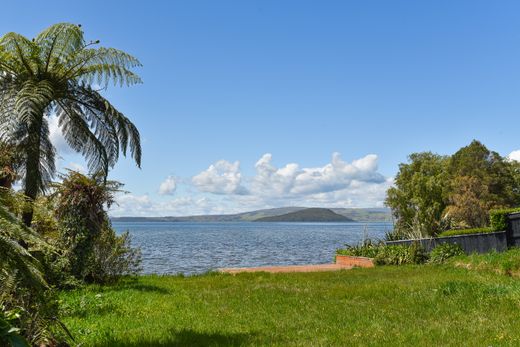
[[218, 263, 354, 274]]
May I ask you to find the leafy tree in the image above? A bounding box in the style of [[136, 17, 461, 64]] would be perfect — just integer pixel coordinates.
[[0, 23, 142, 226], [386, 141, 520, 238], [443, 176, 491, 228], [386, 152, 449, 238], [445, 140, 520, 227], [53, 171, 141, 283]]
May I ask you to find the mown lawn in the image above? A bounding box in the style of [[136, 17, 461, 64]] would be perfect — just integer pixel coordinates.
[[60, 251, 520, 346]]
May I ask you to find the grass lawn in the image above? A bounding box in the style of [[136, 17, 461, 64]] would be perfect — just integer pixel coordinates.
[[60, 251, 520, 346]]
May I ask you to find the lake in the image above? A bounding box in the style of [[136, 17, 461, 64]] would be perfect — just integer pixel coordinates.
[[113, 222, 393, 275]]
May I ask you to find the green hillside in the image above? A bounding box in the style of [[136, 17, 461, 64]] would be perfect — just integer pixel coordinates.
[[111, 207, 392, 223], [254, 208, 353, 222]]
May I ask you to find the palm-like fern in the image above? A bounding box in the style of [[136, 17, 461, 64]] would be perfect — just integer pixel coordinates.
[[0, 190, 48, 291], [0, 23, 142, 225]]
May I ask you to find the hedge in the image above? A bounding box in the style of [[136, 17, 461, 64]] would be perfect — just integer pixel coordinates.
[[490, 208, 520, 231], [435, 208, 520, 237], [438, 227, 494, 237]]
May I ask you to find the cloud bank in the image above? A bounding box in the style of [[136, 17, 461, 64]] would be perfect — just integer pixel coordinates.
[[112, 152, 393, 217]]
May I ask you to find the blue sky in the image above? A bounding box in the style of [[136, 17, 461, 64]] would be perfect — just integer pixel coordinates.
[[3, 1, 520, 216]]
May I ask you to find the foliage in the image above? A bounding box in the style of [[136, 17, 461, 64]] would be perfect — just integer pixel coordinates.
[[373, 243, 428, 265], [0, 308, 30, 347], [337, 241, 428, 265], [90, 229, 142, 283], [437, 227, 494, 237], [0, 188, 71, 346], [385, 152, 449, 238], [489, 207, 520, 232], [443, 176, 491, 228], [336, 239, 382, 258], [53, 170, 141, 283], [429, 243, 464, 263], [444, 141, 520, 228], [0, 142, 22, 189], [386, 141, 520, 237], [0, 191, 47, 290], [0, 22, 142, 225]]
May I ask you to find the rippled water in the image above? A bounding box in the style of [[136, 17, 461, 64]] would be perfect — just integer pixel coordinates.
[[113, 222, 393, 275]]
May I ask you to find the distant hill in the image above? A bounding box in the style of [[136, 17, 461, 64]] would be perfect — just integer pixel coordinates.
[[331, 208, 392, 223], [254, 208, 353, 222], [111, 207, 305, 223], [111, 207, 392, 223]]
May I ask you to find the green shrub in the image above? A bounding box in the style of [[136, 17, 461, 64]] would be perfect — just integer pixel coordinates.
[[489, 208, 520, 231], [374, 243, 428, 265], [90, 229, 142, 283], [337, 241, 428, 265], [54, 171, 141, 283], [438, 227, 493, 237], [336, 239, 382, 258], [429, 243, 464, 263]]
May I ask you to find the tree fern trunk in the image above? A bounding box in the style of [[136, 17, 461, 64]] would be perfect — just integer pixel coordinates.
[[22, 116, 43, 227]]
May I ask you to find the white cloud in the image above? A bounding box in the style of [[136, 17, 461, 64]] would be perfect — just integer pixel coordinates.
[[192, 160, 247, 195], [508, 150, 520, 162], [185, 152, 391, 214], [251, 152, 385, 197], [251, 154, 300, 196], [114, 152, 393, 217], [159, 176, 176, 195]]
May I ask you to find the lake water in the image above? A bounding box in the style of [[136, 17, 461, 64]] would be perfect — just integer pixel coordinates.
[[113, 222, 393, 275]]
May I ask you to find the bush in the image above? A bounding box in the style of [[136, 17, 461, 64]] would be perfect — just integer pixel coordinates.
[[336, 239, 381, 258], [429, 243, 464, 263], [374, 243, 428, 265], [437, 227, 493, 237], [54, 171, 141, 284], [90, 229, 142, 283], [489, 208, 520, 231], [337, 241, 428, 265]]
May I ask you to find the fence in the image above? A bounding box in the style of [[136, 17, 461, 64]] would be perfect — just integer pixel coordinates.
[[385, 231, 507, 254]]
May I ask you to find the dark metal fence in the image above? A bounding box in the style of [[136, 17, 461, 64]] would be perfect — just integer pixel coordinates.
[[507, 212, 520, 247], [385, 231, 507, 254], [384, 212, 520, 254]]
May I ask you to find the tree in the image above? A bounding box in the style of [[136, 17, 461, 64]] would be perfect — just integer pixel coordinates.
[[386, 141, 520, 238], [385, 152, 449, 238], [443, 175, 491, 228], [53, 171, 141, 282], [445, 140, 520, 227], [0, 23, 142, 226]]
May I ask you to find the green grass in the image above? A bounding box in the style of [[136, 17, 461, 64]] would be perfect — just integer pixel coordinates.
[[60, 253, 520, 346], [449, 248, 520, 276]]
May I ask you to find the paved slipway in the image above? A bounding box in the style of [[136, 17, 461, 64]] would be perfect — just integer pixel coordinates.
[[218, 256, 374, 274], [218, 263, 354, 274]]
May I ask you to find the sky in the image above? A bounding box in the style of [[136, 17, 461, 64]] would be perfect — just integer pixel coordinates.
[[2, 1, 520, 216]]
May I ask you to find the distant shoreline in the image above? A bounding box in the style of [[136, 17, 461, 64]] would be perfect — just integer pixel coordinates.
[[111, 206, 392, 223]]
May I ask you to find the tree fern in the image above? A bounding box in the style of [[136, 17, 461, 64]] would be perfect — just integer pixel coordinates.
[[0, 23, 142, 225]]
